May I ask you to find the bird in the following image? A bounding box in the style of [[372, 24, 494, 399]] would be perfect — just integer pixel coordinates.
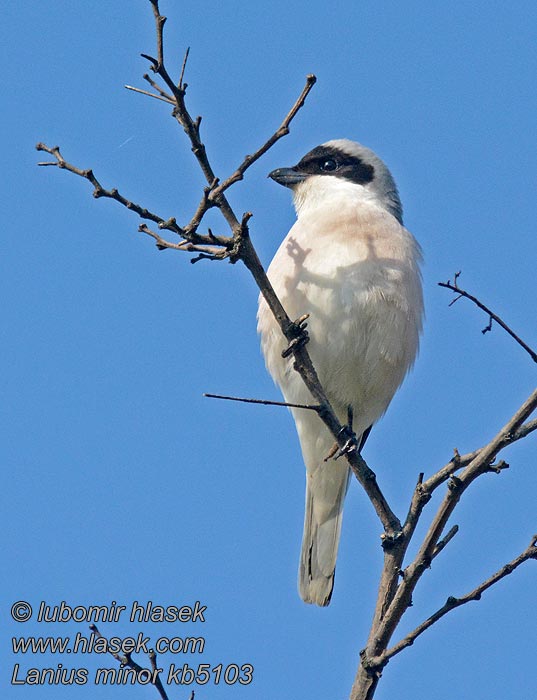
[[257, 139, 423, 606]]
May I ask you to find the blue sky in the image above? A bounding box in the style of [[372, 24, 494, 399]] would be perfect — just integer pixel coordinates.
[[3, 1, 536, 699]]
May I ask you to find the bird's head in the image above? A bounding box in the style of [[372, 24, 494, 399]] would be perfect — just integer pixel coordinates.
[[268, 139, 403, 224]]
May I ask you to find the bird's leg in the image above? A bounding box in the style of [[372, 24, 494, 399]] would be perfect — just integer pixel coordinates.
[[324, 405, 358, 461], [281, 314, 310, 358], [335, 405, 358, 459], [347, 404, 354, 432]]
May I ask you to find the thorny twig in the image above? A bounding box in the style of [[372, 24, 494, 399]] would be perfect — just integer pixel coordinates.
[[37, 3, 536, 700]]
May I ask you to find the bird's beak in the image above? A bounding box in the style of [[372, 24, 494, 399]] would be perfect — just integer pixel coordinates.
[[268, 167, 306, 188]]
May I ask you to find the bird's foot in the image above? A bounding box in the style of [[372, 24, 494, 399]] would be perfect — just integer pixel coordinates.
[[281, 314, 310, 358], [334, 424, 358, 459], [324, 424, 358, 462]]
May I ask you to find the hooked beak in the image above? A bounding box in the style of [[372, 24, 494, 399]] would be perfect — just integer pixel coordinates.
[[268, 167, 306, 188]]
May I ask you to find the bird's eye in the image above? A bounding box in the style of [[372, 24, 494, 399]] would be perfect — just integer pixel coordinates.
[[320, 158, 338, 172]]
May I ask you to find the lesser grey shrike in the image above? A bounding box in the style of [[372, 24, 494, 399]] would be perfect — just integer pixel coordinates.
[[257, 139, 423, 606]]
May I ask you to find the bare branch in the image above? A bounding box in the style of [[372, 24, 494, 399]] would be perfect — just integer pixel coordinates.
[[35, 143, 232, 250], [212, 74, 317, 196], [373, 535, 537, 666], [137, 223, 217, 253], [141, 3, 235, 227], [420, 417, 537, 495], [89, 623, 169, 700], [393, 386, 537, 620], [183, 181, 220, 236], [178, 46, 190, 90], [145, 2, 168, 77], [124, 84, 175, 104], [439, 272, 537, 364], [352, 386, 537, 700], [143, 72, 174, 100], [36, 143, 181, 231], [432, 524, 459, 559], [204, 392, 321, 411]]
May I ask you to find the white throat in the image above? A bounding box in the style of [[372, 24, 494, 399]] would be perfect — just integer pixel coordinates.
[[292, 175, 383, 219]]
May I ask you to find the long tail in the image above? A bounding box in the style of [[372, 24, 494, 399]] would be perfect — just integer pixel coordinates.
[[299, 458, 351, 606]]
